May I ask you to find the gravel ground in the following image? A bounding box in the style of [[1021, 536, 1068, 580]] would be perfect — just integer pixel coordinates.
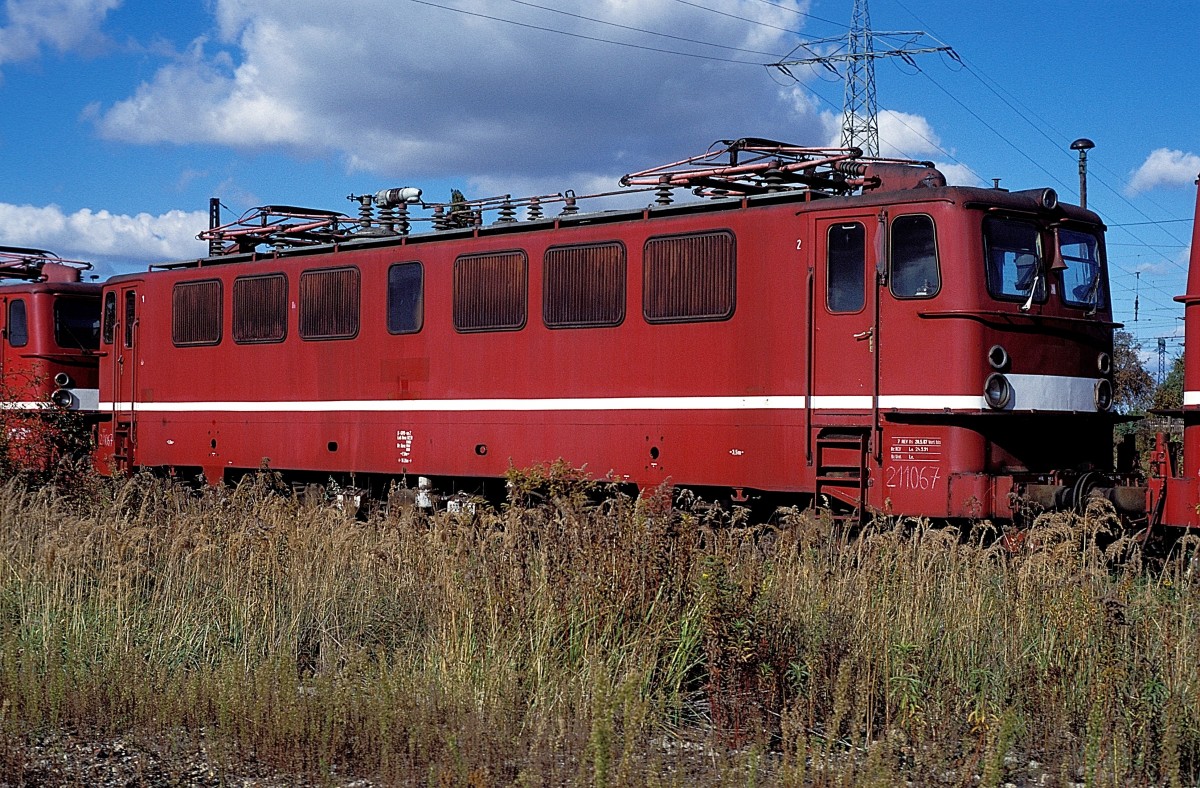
[[0, 729, 1096, 787], [1, 731, 382, 788]]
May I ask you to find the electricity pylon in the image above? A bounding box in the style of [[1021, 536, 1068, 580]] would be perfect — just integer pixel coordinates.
[[769, 0, 954, 157]]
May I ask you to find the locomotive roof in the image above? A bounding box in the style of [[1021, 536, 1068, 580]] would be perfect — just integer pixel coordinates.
[[0, 280, 102, 295], [0, 245, 94, 284], [130, 185, 1096, 276], [114, 139, 1104, 282]]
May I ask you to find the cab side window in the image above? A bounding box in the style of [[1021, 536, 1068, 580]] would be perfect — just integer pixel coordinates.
[[890, 215, 940, 298], [124, 291, 136, 348], [7, 299, 27, 347], [102, 292, 117, 345]]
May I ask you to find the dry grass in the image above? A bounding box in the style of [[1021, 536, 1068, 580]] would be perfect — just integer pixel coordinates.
[[0, 470, 1197, 785]]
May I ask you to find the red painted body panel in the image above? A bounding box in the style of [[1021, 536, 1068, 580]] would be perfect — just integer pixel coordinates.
[[96, 187, 1118, 520]]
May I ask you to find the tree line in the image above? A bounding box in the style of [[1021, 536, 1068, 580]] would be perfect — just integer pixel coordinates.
[[1114, 330, 1182, 414]]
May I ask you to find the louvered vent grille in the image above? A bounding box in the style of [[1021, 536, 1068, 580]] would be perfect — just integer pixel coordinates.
[[233, 274, 288, 343], [172, 279, 222, 346], [543, 243, 625, 328], [299, 267, 359, 339], [643, 232, 735, 323], [453, 251, 527, 332]]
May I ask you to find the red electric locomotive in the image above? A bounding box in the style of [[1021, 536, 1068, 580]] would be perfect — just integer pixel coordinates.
[[0, 246, 101, 470], [93, 139, 1137, 522], [1148, 174, 1200, 529]]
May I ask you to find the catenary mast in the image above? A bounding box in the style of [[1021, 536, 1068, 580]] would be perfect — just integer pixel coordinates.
[[769, 0, 953, 157]]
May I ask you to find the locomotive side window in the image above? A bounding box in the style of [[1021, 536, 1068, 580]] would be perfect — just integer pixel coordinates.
[[7, 299, 27, 347], [1058, 228, 1107, 310], [387, 262, 424, 334], [544, 242, 625, 328], [233, 274, 288, 344], [890, 215, 940, 298], [172, 280, 222, 346], [124, 291, 136, 348], [826, 223, 865, 313], [299, 267, 360, 340], [453, 251, 527, 332], [643, 231, 735, 323], [983, 217, 1046, 303], [102, 292, 116, 345], [54, 297, 101, 350]]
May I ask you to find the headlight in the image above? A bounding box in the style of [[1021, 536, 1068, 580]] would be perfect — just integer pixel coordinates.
[[54, 372, 73, 388], [50, 389, 74, 408], [1094, 379, 1113, 411], [984, 373, 1012, 409], [988, 345, 1010, 371], [1097, 352, 1111, 375]]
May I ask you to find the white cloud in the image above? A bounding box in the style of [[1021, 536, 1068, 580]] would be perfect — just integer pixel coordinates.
[[877, 109, 943, 160], [94, 0, 826, 183], [0, 0, 119, 65], [934, 162, 983, 187], [815, 107, 980, 187], [0, 202, 208, 269], [1127, 148, 1200, 195]]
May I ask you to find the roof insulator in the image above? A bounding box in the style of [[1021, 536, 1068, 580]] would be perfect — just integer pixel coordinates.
[[655, 176, 674, 206], [496, 196, 517, 223]]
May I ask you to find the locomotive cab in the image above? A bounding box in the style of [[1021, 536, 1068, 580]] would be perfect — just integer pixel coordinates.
[[0, 247, 102, 471], [863, 185, 1131, 522]]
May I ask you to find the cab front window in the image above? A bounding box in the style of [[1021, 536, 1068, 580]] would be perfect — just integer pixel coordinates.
[[1058, 228, 1107, 310], [54, 297, 101, 350], [983, 217, 1046, 303]]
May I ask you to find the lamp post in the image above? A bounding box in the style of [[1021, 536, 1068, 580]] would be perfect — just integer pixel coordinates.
[[1071, 138, 1095, 210]]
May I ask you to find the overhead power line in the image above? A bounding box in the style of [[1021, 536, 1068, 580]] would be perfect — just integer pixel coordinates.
[[890, 0, 1192, 257], [1109, 219, 1191, 228], [407, 0, 775, 64], [746, 0, 850, 28], [669, 0, 810, 36], [500, 0, 792, 58]]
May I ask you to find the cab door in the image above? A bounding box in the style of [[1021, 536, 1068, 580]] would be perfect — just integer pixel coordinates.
[[808, 212, 883, 513], [0, 296, 8, 384], [110, 284, 140, 469], [1, 296, 30, 400], [811, 214, 881, 413]]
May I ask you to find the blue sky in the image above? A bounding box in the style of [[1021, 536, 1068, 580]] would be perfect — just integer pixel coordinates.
[[0, 0, 1195, 358]]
